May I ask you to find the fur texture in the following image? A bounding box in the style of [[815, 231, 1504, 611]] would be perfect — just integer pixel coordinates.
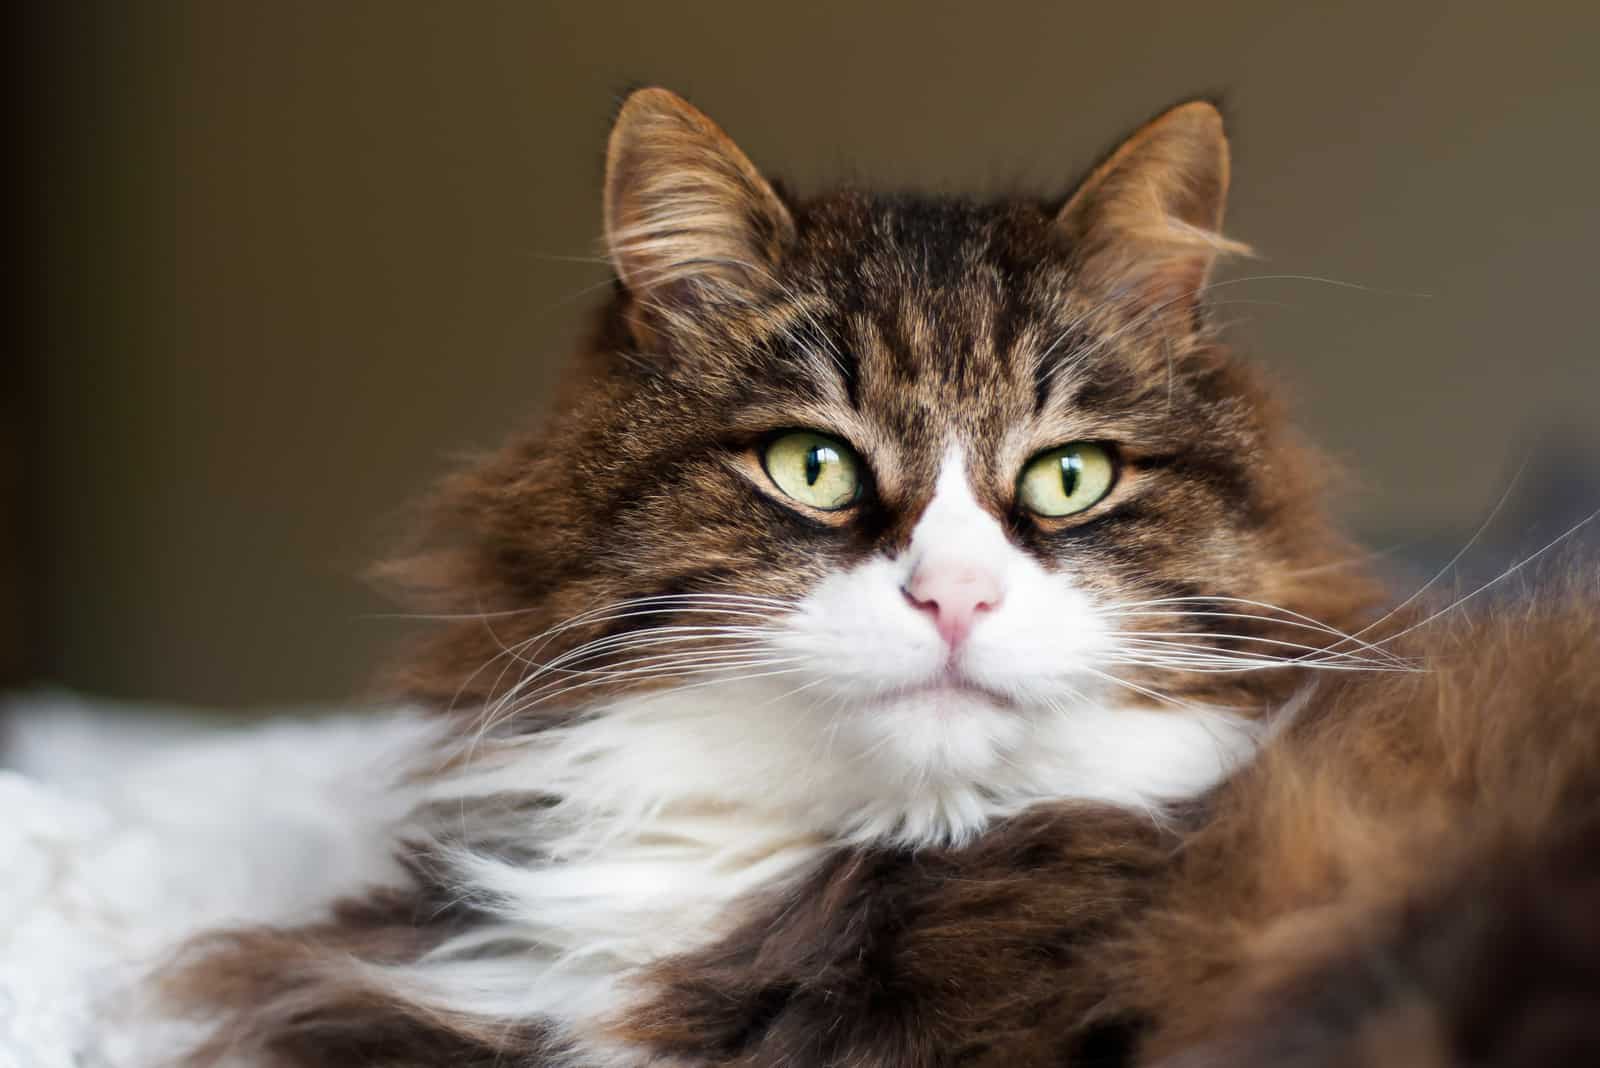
[[161, 89, 1597, 1068], [1104, 596, 1600, 1066]]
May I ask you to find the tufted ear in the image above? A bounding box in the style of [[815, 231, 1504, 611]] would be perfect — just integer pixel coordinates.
[[1056, 100, 1247, 316], [604, 88, 794, 308]]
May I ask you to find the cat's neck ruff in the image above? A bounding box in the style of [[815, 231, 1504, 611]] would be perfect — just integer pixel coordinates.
[[434, 677, 1259, 848], [388, 680, 1259, 1063]]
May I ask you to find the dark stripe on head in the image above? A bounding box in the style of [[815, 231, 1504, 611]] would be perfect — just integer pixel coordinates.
[[780, 310, 859, 409], [1033, 321, 1095, 414]]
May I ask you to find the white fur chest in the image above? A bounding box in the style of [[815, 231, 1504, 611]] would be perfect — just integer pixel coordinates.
[[385, 679, 1255, 1063], [394, 701, 839, 1059]]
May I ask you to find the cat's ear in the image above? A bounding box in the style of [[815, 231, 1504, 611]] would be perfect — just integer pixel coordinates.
[[1055, 100, 1247, 316], [604, 88, 793, 308]]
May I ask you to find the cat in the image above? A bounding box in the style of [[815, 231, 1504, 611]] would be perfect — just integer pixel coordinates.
[[162, 89, 1600, 1068]]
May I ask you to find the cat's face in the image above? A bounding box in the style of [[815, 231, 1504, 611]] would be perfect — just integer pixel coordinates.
[[404, 92, 1375, 844]]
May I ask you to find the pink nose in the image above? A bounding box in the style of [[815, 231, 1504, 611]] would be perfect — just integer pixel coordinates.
[[902, 561, 1004, 649]]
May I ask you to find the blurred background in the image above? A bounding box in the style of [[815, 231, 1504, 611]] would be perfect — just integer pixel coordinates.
[[10, 1, 1600, 708]]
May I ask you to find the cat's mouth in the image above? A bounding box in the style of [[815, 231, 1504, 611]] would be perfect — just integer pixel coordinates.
[[872, 673, 1014, 713]]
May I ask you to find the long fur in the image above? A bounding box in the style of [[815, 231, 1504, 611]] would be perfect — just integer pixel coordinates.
[[160, 89, 1598, 1068]]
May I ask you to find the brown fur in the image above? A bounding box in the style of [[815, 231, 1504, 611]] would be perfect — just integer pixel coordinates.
[[372, 92, 1371, 725], [620, 805, 1169, 1068], [1106, 594, 1600, 1065], [163, 89, 1598, 1068]]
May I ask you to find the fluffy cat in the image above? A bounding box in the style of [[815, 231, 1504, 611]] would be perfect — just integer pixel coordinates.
[[164, 90, 1600, 1067]]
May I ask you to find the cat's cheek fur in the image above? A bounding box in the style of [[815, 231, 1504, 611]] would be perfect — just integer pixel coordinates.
[[772, 447, 1256, 836]]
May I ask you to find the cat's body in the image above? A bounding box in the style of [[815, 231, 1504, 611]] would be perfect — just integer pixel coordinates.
[[1114, 599, 1600, 1066], [165, 91, 1599, 1067]]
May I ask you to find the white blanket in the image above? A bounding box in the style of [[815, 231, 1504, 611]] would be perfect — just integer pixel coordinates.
[[0, 694, 431, 1068]]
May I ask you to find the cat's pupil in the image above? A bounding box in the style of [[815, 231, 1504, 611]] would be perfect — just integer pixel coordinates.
[[805, 446, 830, 486], [1059, 454, 1081, 498]]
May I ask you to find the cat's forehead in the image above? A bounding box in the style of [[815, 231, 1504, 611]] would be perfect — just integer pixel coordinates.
[[749, 193, 1136, 481]]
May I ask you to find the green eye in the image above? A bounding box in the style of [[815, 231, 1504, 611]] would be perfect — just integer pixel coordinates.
[[762, 431, 862, 511], [1017, 442, 1116, 517]]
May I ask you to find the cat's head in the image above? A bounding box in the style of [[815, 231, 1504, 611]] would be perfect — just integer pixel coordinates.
[[393, 90, 1379, 844]]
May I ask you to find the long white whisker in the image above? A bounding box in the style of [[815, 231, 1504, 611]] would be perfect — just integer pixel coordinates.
[[1079, 666, 1198, 712], [1367, 503, 1600, 649], [485, 661, 811, 731], [1322, 453, 1528, 653], [1107, 630, 1401, 664], [483, 636, 786, 714], [1098, 597, 1408, 666], [1103, 655, 1407, 675]]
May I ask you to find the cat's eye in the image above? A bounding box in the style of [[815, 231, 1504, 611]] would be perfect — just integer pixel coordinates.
[[1017, 443, 1116, 518], [762, 431, 862, 511]]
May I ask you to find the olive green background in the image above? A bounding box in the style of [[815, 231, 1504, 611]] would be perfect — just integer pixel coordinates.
[[23, 1, 1600, 707]]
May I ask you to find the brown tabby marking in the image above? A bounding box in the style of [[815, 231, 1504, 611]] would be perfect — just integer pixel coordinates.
[[375, 90, 1370, 726]]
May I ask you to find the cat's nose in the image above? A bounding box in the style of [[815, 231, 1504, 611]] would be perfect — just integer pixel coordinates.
[[902, 561, 1004, 649]]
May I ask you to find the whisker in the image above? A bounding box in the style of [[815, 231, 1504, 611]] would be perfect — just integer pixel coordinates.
[[481, 636, 787, 713], [1199, 272, 1434, 300], [1078, 666, 1199, 712], [1366, 502, 1600, 650], [491, 602, 792, 673], [1103, 655, 1408, 675], [480, 660, 811, 734], [1098, 597, 1409, 666], [1107, 629, 1403, 665], [531, 664, 814, 713], [475, 627, 779, 719], [1320, 453, 1528, 654]]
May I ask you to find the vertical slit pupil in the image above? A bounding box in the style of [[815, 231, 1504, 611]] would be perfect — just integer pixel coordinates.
[[1059, 453, 1081, 498], [805, 446, 830, 486]]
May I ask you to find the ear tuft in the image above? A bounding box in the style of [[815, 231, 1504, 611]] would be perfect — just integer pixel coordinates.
[[1056, 101, 1249, 313], [603, 88, 793, 306]]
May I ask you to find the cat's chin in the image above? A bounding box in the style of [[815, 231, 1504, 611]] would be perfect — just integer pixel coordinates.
[[865, 680, 1014, 718], [833, 681, 1032, 793]]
